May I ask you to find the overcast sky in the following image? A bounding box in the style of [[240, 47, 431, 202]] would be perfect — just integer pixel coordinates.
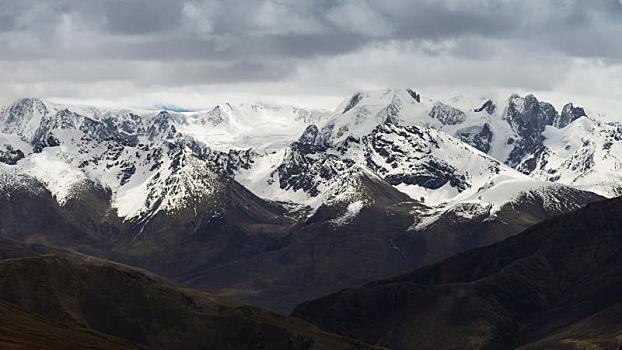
[[1, 0, 621, 114]]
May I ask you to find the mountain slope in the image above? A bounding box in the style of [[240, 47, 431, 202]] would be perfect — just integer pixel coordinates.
[[0, 168, 118, 255], [0, 238, 379, 350], [180, 181, 601, 313], [0, 301, 142, 350], [533, 116, 622, 197], [292, 197, 622, 349], [181, 172, 421, 312]]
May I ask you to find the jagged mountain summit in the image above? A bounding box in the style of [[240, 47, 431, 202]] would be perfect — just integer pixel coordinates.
[[297, 89, 622, 197], [0, 98, 329, 217]]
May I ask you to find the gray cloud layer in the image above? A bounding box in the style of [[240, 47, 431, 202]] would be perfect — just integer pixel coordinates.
[[0, 0, 621, 111]]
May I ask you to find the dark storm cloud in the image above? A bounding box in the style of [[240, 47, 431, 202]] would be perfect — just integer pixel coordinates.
[[0, 0, 620, 108], [103, 1, 184, 34], [0, 0, 620, 61], [0, 60, 294, 85]]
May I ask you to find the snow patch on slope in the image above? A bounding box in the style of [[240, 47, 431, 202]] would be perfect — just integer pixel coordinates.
[[330, 200, 365, 226], [15, 148, 88, 204]]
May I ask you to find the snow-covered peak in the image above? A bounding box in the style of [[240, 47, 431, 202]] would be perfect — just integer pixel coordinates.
[[335, 89, 421, 114], [318, 89, 427, 145], [533, 116, 622, 197], [0, 98, 57, 140], [556, 102, 586, 128]]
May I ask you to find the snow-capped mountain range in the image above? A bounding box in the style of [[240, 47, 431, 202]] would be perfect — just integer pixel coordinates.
[[0, 89, 617, 311], [0, 89, 619, 226]]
